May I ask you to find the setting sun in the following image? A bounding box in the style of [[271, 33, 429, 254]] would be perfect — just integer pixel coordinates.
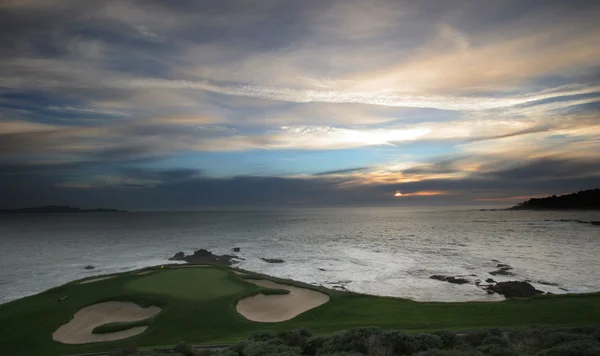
[[394, 191, 403, 197]]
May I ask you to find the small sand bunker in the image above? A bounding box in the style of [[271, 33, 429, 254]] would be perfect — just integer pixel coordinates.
[[53, 301, 161, 344], [136, 270, 154, 275], [80, 276, 117, 284], [236, 280, 329, 323]]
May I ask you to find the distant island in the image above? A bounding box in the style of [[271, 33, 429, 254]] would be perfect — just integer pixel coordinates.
[[0, 205, 128, 214], [509, 189, 600, 210]]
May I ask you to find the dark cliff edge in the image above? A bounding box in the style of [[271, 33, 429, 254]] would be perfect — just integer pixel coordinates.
[[0, 205, 128, 214], [508, 189, 600, 210]]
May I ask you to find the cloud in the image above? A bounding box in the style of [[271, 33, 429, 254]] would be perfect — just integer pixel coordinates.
[[314, 167, 370, 176], [2, 155, 598, 209], [1, 0, 599, 208]]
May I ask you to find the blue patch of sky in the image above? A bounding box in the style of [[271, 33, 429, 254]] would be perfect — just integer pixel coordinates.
[[140, 141, 458, 177]]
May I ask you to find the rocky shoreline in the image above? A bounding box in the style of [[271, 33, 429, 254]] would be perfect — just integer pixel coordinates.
[[428, 260, 556, 298], [168, 249, 560, 300]]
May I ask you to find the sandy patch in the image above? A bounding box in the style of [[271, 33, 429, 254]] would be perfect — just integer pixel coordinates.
[[80, 276, 117, 284], [136, 270, 154, 275], [53, 301, 161, 344], [236, 280, 329, 323]]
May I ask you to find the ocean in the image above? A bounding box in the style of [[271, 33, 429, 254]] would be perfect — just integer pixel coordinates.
[[1, 207, 599, 305]]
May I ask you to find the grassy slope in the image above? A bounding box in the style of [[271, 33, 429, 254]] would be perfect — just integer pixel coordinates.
[[0, 266, 598, 356]]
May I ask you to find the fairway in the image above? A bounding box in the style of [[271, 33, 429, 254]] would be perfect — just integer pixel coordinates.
[[0, 265, 599, 356]]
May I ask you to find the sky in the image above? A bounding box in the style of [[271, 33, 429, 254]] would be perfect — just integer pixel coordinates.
[[0, 0, 599, 209]]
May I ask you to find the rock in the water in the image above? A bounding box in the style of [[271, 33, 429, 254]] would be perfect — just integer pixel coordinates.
[[168, 249, 239, 266], [496, 264, 512, 268], [169, 252, 185, 261], [536, 280, 560, 287], [489, 268, 515, 276], [430, 275, 470, 284], [486, 290, 495, 295], [591, 221, 600, 226], [318, 268, 326, 271], [84, 265, 95, 270], [486, 281, 544, 298], [486, 278, 496, 283], [261, 258, 285, 264], [232, 247, 241, 252]]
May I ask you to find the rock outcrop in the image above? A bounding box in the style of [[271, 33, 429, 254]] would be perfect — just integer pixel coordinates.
[[261, 258, 285, 264], [430, 275, 470, 284], [168, 249, 239, 266], [485, 281, 544, 298], [489, 264, 515, 276]]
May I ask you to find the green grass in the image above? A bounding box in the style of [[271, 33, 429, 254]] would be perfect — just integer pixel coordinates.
[[92, 319, 151, 334], [0, 265, 599, 356]]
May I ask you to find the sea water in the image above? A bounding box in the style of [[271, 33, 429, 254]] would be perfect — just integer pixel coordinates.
[[1, 207, 599, 304]]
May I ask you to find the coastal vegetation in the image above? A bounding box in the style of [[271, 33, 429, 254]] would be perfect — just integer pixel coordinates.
[[111, 326, 600, 356], [510, 189, 600, 210], [1, 265, 599, 356]]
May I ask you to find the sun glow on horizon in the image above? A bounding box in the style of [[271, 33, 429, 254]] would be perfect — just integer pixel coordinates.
[[394, 191, 403, 197]]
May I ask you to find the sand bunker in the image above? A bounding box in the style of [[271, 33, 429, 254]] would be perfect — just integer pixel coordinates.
[[80, 276, 117, 284], [236, 280, 329, 322], [53, 301, 161, 344], [136, 270, 154, 275]]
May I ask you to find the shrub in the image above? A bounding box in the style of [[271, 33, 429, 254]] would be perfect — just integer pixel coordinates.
[[365, 333, 394, 356], [476, 344, 518, 356], [224, 340, 250, 355], [432, 331, 457, 349], [542, 332, 594, 349], [305, 335, 329, 356], [242, 341, 301, 356], [412, 333, 444, 352], [481, 336, 510, 347], [174, 341, 195, 356], [278, 328, 314, 349], [416, 350, 484, 356], [318, 327, 384, 355], [247, 331, 278, 342], [215, 351, 239, 356], [461, 330, 495, 347], [568, 326, 599, 335], [139, 351, 186, 356], [536, 340, 600, 356], [383, 330, 417, 354], [507, 328, 543, 353], [592, 329, 600, 342]]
